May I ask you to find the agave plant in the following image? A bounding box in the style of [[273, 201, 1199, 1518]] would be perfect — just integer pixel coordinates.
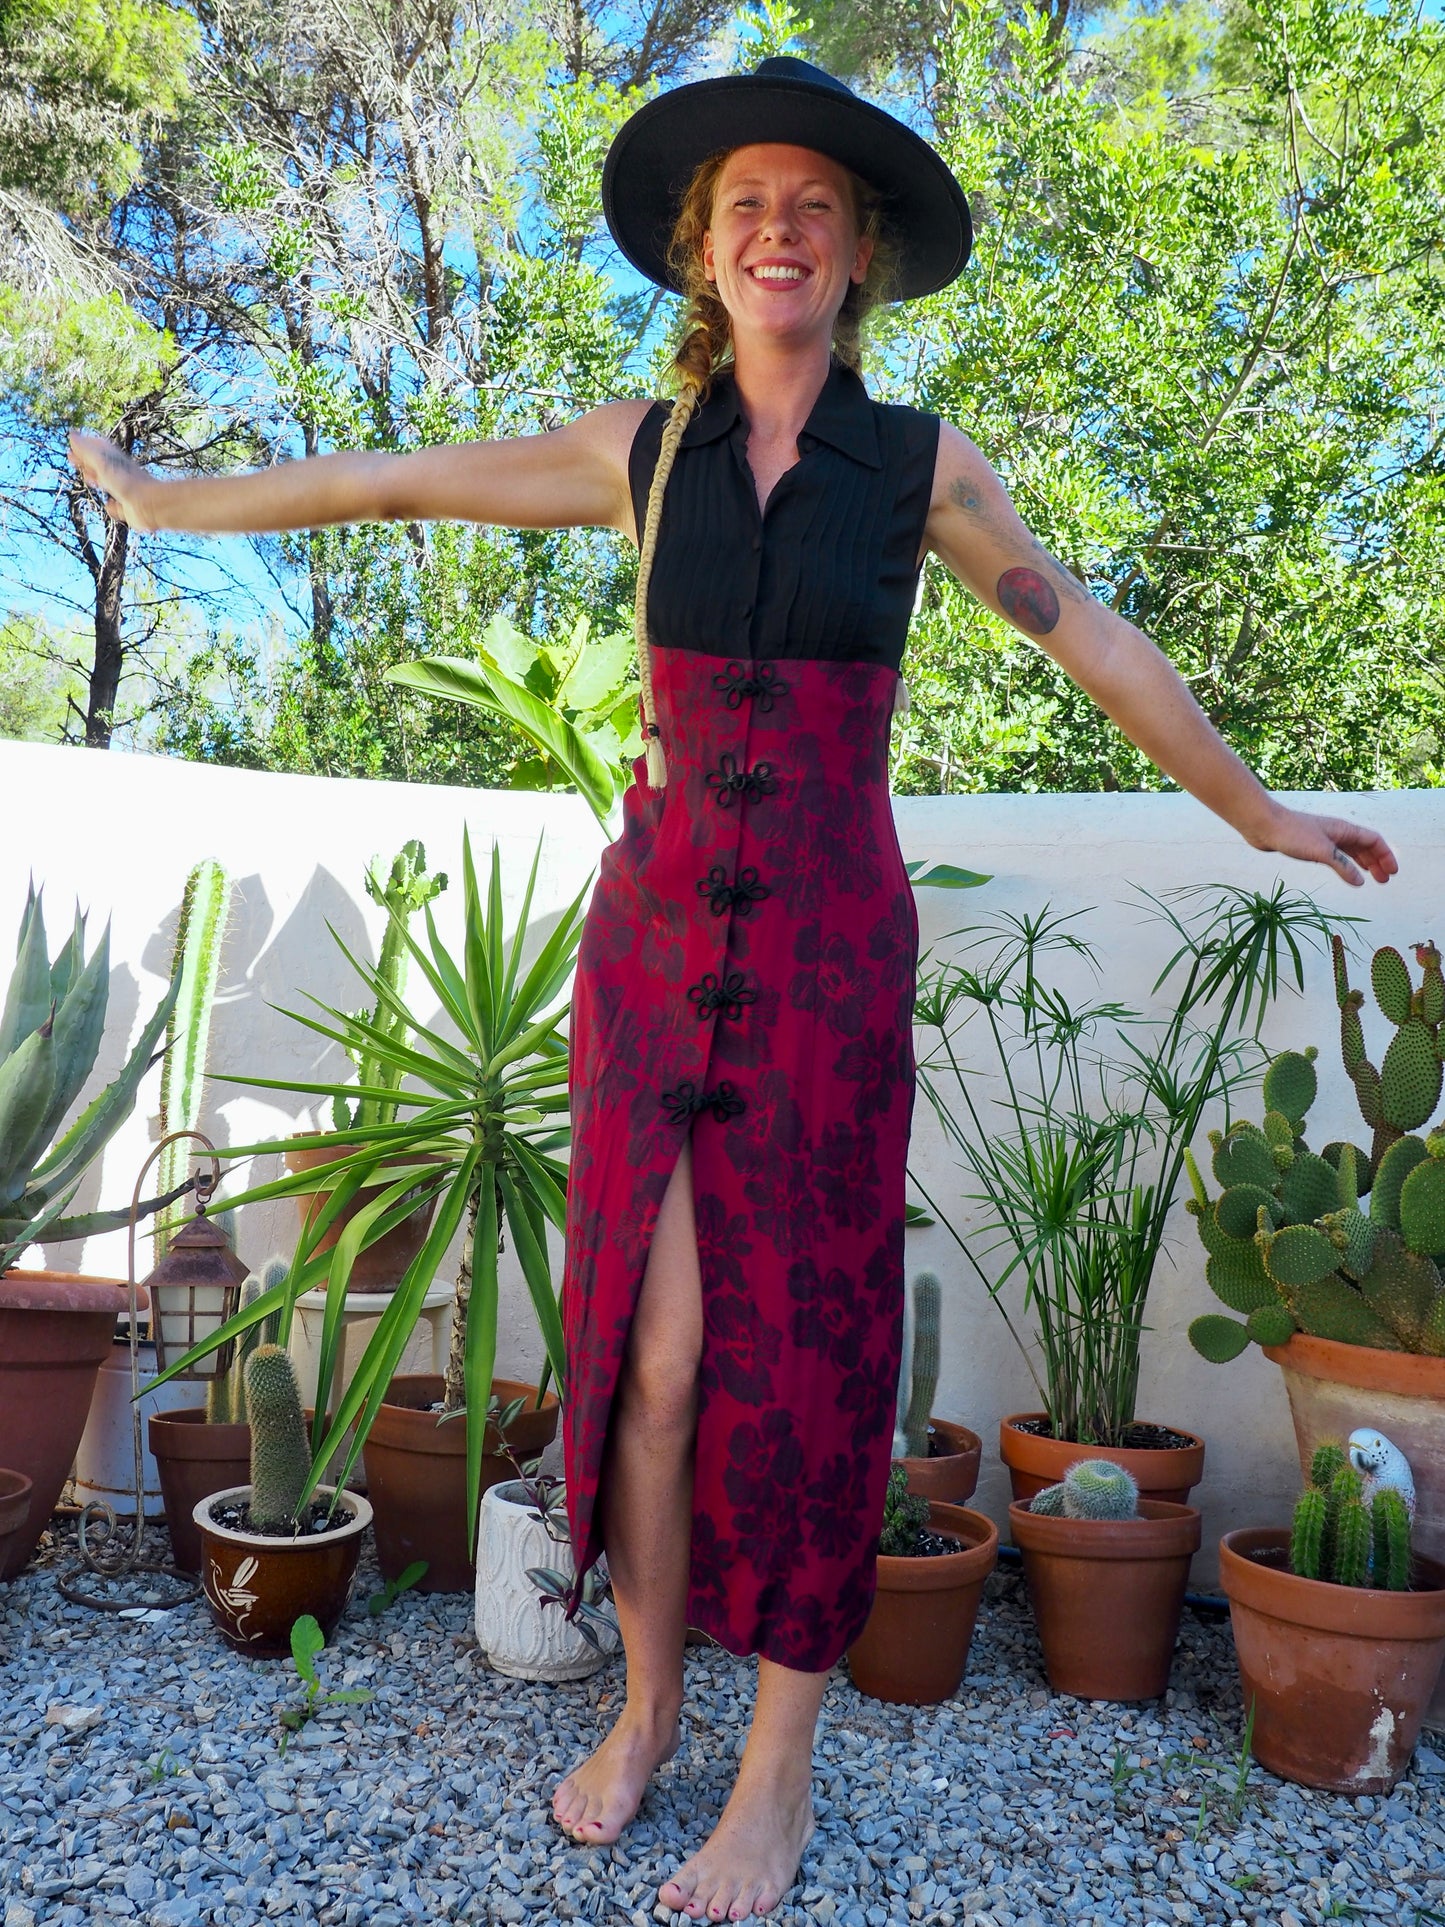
[[0, 885, 180, 1271], [153, 833, 586, 1552]]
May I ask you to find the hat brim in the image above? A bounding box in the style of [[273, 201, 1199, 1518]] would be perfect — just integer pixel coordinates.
[[601, 73, 971, 302]]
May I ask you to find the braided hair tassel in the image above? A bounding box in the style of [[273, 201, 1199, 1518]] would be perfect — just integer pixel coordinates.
[[633, 378, 702, 791]]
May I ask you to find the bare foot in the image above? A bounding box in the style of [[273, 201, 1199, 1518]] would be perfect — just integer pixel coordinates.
[[552, 1703, 681, 1845], [658, 1767, 814, 1921]]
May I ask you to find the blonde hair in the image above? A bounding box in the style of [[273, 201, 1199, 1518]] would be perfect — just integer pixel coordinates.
[[633, 149, 898, 789]]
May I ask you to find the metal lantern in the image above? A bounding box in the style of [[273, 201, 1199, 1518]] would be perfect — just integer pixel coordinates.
[[140, 1135, 248, 1380]]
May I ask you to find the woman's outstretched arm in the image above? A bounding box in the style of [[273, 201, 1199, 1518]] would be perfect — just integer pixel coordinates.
[[67, 401, 652, 540], [923, 422, 1397, 889]]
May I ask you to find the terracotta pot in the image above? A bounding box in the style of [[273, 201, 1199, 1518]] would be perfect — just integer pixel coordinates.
[[901, 1418, 982, 1505], [1219, 1528, 1445, 1794], [999, 1413, 1205, 1512], [148, 1407, 252, 1574], [474, 1480, 620, 1681], [0, 1270, 129, 1578], [847, 1502, 999, 1705], [0, 1469, 35, 1580], [362, 1374, 561, 1592], [195, 1484, 371, 1658], [284, 1137, 440, 1295], [1262, 1333, 1445, 1729], [1010, 1498, 1202, 1700]]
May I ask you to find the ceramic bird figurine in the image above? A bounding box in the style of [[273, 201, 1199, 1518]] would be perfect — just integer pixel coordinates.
[[1348, 1427, 1416, 1521]]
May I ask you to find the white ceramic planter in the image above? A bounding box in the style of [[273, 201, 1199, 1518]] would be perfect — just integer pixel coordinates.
[[70, 1337, 198, 1519], [474, 1480, 618, 1682]]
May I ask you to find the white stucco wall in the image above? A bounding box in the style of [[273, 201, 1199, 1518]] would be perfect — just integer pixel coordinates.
[[2, 738, 1440, 1583]]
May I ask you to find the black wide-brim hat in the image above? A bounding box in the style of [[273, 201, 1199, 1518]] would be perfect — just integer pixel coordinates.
[[602, 56, 972, 302]]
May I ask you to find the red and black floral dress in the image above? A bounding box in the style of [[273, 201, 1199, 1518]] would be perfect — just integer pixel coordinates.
[[561, 360, 940, 1672]]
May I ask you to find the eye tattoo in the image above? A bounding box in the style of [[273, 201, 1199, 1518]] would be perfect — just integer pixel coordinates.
[[997, 567, 1061, 635]]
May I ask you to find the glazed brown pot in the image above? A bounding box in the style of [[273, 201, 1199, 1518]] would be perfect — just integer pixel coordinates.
[[149, 1407, 252, 1574], [1262, 1333, 1445, 1730], [284, 1137, 440, 1295], [901, 1418, 982, 1505], [195, 1485, 372, 1658], [362, 1374, 561, 1591], [1000, 1413, 1205, 1512], [0, 1469, 35, 1580], [1219, 1528, 1445, 1794], [0, 1270, 129, 1578], [1009, 1498, 1202, 1701], [847, 1502, 999, 1705]]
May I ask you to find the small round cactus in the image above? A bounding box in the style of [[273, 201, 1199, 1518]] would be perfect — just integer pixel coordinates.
[[1030, 1460, 1140, 1521]]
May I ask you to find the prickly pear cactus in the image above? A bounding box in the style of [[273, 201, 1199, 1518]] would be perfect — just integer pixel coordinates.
[[1187, 949, 1445, 1366]]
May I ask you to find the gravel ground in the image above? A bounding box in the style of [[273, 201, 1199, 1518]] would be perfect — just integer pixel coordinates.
[[2, 1516, 1443, 1927]]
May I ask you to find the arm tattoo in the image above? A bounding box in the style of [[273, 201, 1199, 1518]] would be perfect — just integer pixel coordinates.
[[947, 476, 1088, 609], [997, 567, 1060, 635]]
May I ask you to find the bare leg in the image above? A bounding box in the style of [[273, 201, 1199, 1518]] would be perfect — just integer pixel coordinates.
[[658, 1658, 824, 1921], [552, 1138, 702, 1844]]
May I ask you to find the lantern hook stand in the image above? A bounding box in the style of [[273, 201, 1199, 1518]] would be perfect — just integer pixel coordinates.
[[57, 1131, 221, 1614]]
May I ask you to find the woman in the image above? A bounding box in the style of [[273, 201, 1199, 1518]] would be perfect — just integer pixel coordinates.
[[71, 56, 1395, 1924]]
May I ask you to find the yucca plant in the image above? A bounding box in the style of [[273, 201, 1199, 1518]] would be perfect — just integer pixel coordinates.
[[151, 832, 587, 1550], [0, 884, 180, 1270]]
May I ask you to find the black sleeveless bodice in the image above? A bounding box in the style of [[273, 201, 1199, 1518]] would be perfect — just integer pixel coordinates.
[[627, 360, 940, 671]]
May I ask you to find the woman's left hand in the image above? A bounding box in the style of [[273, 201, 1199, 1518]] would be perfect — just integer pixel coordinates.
[[1248, 805, 1399, 888]]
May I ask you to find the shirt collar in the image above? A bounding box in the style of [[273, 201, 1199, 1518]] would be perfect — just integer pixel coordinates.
[[678, 360, 882, 470]]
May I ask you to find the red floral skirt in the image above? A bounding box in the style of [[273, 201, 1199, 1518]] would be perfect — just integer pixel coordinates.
[[560, 645, 917, 1671]]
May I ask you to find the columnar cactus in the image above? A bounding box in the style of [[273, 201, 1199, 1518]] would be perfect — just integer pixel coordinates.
[[901, 1271, 941, 1460], [1187, 944, 1445, 1364], [205, 1257, 287, 1425], [244, 1344, 312, 1531], [155, 860, 232, 1262], [1290, 1443, 1412, 1590], [334, 841, 447, 1132], [1029, 1459, 1140, 1520]]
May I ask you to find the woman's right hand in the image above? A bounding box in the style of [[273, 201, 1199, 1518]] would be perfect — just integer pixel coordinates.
[[69, 431, 161, 532]]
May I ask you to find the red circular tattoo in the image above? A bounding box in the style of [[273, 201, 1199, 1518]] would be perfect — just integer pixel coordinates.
[[997, 567, 1060, 635]]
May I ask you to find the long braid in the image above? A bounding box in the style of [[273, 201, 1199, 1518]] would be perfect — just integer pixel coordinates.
[[634, 373, 703, 790]]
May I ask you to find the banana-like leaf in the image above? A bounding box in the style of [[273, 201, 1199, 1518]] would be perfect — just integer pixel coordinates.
[[386, 657, 618, 831], [905, 862, 993, 890]]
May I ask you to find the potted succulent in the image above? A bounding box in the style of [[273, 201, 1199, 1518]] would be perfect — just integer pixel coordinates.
[[283, 841, 448, 1296], [893, 1270, 981, 1503], [846, 1464, 998, 1705], [0, 885, 181, 1578], [913, 887, 1334, 1513], [1009, 1460, 1201, 1700], [156, 834, 579, 1595], [1186, 935, 1445, 1724], [148, 1257, 286, 1574], [195, 1342, 371, 1657], [1220, 1438, 1445, 1793], [474, 1437, 619, 1682]]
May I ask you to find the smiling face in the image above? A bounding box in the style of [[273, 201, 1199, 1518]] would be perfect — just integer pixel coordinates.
[[701, 144, 874, 352]]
